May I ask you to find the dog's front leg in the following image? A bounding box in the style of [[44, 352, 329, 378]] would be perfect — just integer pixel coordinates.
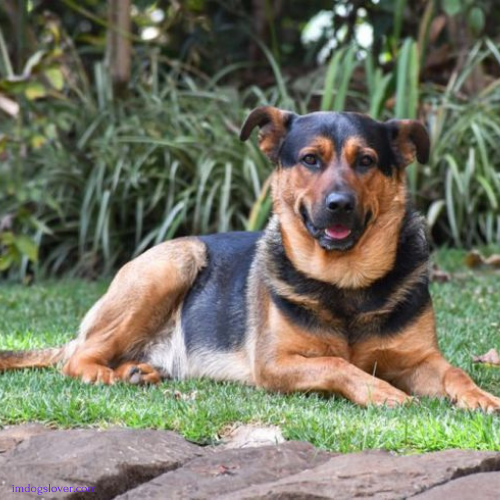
[[254, 300, 412, 407], [393, 352, 500, 413], [255, 355, 411, 407], [376, 307, 500, 412]]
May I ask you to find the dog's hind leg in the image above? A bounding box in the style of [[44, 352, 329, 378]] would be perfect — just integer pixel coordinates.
[[62, 238, 206, 384], [114, 361, 161, 384]]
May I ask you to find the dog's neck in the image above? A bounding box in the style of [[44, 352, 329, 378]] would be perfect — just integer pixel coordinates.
[[269, 197, 413, 289]]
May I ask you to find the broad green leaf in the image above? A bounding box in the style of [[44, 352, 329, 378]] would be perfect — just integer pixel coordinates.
[[468, 7, 485, 35], [13, 235, 39, 262], [0, 77, 28, 95], [442, 0, 462, 17], [0, 231, 15, 245], [0, 252, 13, 271], [321, 49, 343, 111], [30, 134, 47, 149], [24, 81, 46, 100], [44, 67, 64, 91]]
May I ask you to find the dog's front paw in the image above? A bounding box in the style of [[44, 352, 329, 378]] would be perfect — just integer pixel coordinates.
[[456, 388, 500, 413]]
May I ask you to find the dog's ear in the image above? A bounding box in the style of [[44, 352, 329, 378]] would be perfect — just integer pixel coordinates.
[[386, 119, 430, 167], [240, 106, 295, 163]]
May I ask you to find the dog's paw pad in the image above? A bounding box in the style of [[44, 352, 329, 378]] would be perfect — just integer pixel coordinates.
[[126, 364, 161, 385], [128, 366, 143, 385]]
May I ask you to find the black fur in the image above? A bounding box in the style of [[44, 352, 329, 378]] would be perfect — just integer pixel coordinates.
[[181, 232, 261, 352], [181, 203, 430, 352], [279, 112, 398, 175], [263, 205, 430, 342]]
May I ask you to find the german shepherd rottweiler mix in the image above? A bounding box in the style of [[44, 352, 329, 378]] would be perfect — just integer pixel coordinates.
[[2, 107, 499, 411]]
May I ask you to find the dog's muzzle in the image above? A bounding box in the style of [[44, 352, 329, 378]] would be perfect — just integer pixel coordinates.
[[300, 192, 370, 251]]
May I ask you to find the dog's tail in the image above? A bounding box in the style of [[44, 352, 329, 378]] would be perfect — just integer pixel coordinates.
[[0, 346, 66, 372]]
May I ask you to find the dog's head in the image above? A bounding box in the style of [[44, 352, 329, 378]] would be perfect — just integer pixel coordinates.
[[240, 107, 429, 252]]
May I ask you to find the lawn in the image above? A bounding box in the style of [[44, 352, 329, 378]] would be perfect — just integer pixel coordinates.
[[1, 249, 500, 453]]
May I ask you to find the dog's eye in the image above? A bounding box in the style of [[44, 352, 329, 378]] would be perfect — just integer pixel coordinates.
[[301, 154, 320, 168], [357, 155, 375, 169]]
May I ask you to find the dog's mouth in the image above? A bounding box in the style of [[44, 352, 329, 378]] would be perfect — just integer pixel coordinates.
[[300, 206, 371, 251], [324, 224, 352, 241]]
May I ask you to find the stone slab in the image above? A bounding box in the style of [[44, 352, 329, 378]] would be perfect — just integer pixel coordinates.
[[1, 425, 499, 500], [413, 471, 500, 499], [115, 441, 332, 499], [0, 428, 204, 499], [221, 449, 500, 499]]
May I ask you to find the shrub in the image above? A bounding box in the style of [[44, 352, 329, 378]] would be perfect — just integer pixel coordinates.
[[1, 33, 500, 280]]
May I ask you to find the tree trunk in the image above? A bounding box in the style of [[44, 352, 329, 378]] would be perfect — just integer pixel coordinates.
[[106, 0, 131, 97]]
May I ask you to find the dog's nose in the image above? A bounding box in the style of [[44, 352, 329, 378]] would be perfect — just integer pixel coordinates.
[[325, 192, 355, 214]]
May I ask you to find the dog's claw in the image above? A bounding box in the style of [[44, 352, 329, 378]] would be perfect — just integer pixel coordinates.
[[456, 389, 500, 413]]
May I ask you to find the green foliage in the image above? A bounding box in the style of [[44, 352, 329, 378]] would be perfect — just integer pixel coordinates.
[[0, 22, 58, 278], [0, 231, 38, 272], [2, 2, 500, 279], [0, 50, 282, 278], [3, 38, 500, 278], [424, 40, 500, 246], [442, 0, 486, 35], [321, 46, 358, 112], [12, 83, 275, 277]]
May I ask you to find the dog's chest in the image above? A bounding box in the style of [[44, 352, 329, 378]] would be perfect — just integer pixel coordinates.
[[275, 287, 388, 340], [265, 213, 431, 342]]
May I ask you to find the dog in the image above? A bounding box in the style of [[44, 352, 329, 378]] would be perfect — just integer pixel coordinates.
[[1, 107, 499, 411]]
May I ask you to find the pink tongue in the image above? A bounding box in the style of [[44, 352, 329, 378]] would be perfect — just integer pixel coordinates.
[[325, 225, 351, 240]]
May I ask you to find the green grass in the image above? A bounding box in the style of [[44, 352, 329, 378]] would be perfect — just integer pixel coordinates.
[[1, 249, 500, 453]]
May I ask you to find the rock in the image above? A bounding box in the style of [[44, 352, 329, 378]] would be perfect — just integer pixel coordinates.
[[0, 424, 50, 455], [1, 425, 499, 500], [413, 471, 500, 499], [0, 428, 204, 499], [223, 449, 500, 499], [115, 441, 332, 500], [220, 424, 285, 449]]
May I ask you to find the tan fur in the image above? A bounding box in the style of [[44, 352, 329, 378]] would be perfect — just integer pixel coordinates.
[[0, 347, 64, 371], [390, 119, 429, 166], [272, 134, 407, 289], [245, 107, 499, 412], [60, 237, 206, 384], [114, 361, 161, 384], [252, 292, 410, 407], [350, 307, 500, 411], [240, 106, 293, 162]]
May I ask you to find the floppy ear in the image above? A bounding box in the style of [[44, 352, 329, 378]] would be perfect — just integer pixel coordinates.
[[240, 106, 295, 163], [386, 119, 430, 167]]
